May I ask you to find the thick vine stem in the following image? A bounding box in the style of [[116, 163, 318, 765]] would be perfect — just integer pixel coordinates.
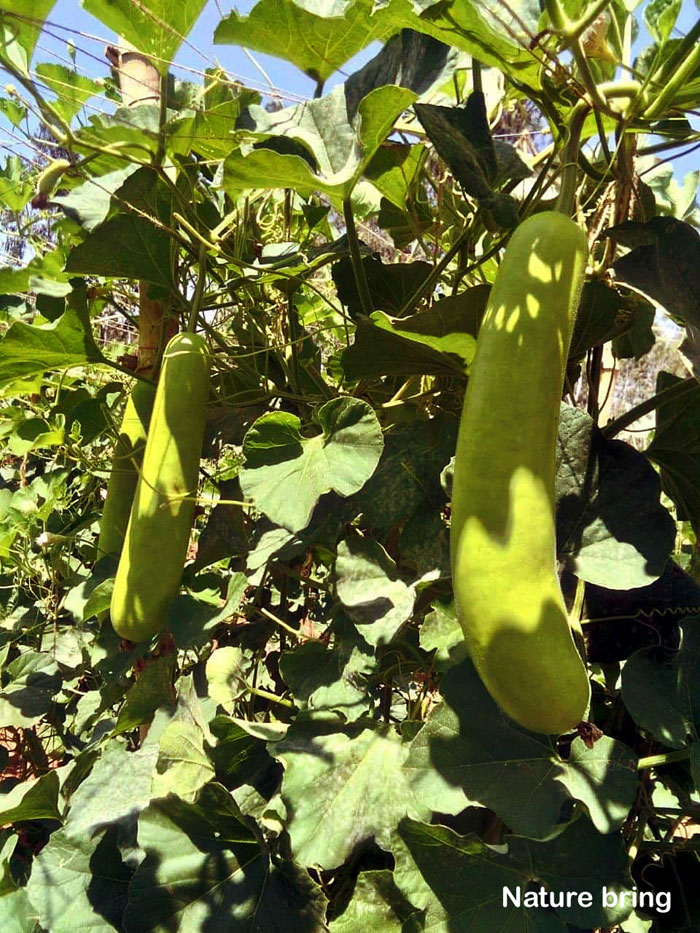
[[641, 27, 700, 121], [556, 99, 589, 216], [550, 0, 614, 40], [543, 0, 568, 33]]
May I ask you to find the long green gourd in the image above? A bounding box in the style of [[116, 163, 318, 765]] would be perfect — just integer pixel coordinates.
[[450, 211, 591, 734], [97, 381, 156, 560], [111, 333, 210, 642]]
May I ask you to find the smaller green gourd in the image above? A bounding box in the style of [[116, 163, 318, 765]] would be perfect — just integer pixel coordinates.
[[97, 380, 155, 561], [110, 333, 210, 642]]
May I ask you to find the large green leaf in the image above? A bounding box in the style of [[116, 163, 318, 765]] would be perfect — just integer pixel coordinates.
[[336, 537, 419, 647], [279, 624, 374, 720], [65, 166, 172, 287], [215, 0, 395, 82], [81, 0, 207, 73], [64, 213, 171, 287], [351, 415, 458, 536], [240, 397, 383, 533], [622, 617, 700, 791], [0, 887, 40, 932], [341, 286, 486, 377], [647, 372, 700, 534], [26, 827, 132, 932], [224, 84, 416, 202], [1, 0, 57, 59], [392, 816, 633, 931], [0, 308, 105, 388], [34, 63, 102, 123], [0, 155, 33, 211], [63, 741, 160, 841], [275, 721, 429, 870], [0, 770, 61, 825], [124, 783, 327, 931], [405, 658, 638, 839], [379, 0, 540, 86], [556, 405, 675, 588], [330, 870, 424, 932], [54, 165, 138, 231], [0, 651, 62, 728], [151, 712, 215, 803]]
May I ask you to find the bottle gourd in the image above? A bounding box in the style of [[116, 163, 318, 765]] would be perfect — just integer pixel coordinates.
[[450, 211, 591, 734], [111, 333, 210, 642], [97, 380, 155, 561]]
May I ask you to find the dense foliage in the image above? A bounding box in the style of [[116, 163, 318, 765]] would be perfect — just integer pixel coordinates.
[[1, 0, 700, 930]]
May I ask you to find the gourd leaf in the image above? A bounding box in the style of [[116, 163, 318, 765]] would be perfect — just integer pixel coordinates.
[[332, 255, 433, 318], [63, 741, 160, 841], [240, 397, 383, 533], [26, 827, 132, 932], [0, 651, 62, 728], [392, 816, 633, 931], [34, 64, 102, 123], [647, 371, 700, 534], [329, 870, 424, 932], [279, 629, 374, 720], [364, 143, 425, 210], [405, 657, 638, 839], [223, 84, 417, 202], [556, 405, 675, 588], [214, 0, 395, 82], [123, 783, 327, 931], [0, 154, 33, 211], [335, 537, 418, 647], [82, 0, 207, 72], [1, 0, 56, 59], [274, 720, 429, 870], [351, 415, 457, 536], [0, 770, 61, 825], [622, 617, 700, 790], [0, 307, 104, 388]]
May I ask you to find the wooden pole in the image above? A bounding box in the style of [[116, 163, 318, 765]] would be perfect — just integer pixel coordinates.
[[105, 39, 177, 376]]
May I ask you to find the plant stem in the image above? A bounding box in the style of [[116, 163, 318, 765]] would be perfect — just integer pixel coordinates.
[[400, 228, 503, 316], [343, 197, 373, 317], [643, 35, 700, 121], [602, 377, 698, 438], [556, 99, 589, 215], [186, 244, 207, 333], [638, 748, 690, 770], [641, 18, 700, 120], [565, 0, 614, 39], [246, 684, 297, 709], [543, 0, 568, 31]]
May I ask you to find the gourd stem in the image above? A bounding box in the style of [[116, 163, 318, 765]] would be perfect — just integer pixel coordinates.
[[638, 748, 690, 770], [571, 38, 611, 115], [563, 0, 613, 39], [640, 17, 700, 119], [186, 244, 207, 333], [642, 31, 700, 121], [543, 0, 569, 32], [472, 59, 483, 94], [343, 197, 373, 317], [556, 100, 589, 216], [602, 377, 698, 438]]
